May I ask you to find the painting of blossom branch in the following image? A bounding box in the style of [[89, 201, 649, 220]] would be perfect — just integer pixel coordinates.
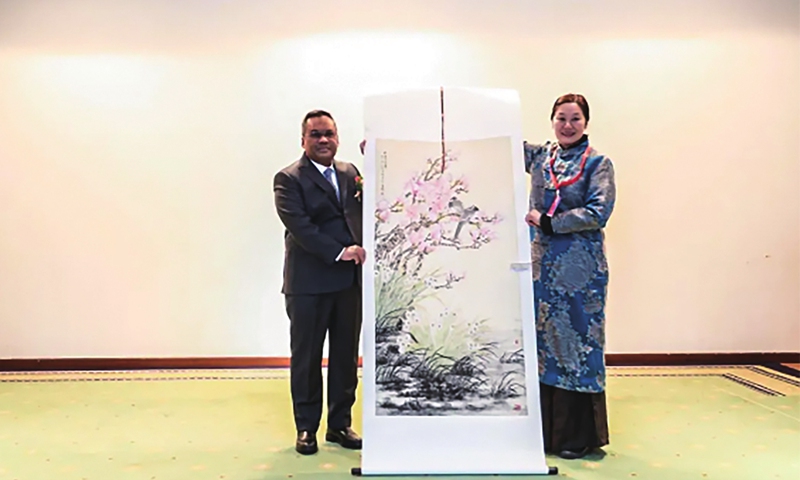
[[373, 138, 528, 416]]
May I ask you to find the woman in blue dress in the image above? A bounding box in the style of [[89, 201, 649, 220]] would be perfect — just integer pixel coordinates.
[[524, 94, 616, 459]]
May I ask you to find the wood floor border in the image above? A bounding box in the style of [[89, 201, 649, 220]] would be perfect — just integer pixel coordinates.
[[0, 353, 797, 372]]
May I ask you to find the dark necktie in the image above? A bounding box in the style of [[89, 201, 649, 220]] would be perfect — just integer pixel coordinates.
[[323, 167, 339, 201]]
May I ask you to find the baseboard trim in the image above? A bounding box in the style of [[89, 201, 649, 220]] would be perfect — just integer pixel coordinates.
[[0, 353, 797, 372], [604, 352, 800, 366], [0, 357, 292, 371]]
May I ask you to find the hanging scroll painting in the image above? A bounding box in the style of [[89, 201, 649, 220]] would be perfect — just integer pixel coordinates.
[[372, 137, 528, 416], [359, 87, 547, 476]]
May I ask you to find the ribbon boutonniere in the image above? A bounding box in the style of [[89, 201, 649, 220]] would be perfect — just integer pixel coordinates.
[[354, 175, 363, 201]]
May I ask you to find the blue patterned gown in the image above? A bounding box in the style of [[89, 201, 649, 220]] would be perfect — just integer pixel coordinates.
[[525, 136, 616, 394]]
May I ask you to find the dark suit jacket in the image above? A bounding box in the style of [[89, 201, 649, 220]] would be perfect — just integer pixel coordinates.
[[274, 154, 363, 295]]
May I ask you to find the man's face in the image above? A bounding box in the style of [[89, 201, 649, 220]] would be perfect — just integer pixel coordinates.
[[302, 116, 338, 165]]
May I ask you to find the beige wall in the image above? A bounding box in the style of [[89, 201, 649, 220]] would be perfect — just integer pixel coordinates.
[[0, 0, 797, 357]]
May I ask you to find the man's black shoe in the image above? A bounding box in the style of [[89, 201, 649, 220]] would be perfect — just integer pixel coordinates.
[[295, 431, 318, 455], [325, 427, 362, 450]]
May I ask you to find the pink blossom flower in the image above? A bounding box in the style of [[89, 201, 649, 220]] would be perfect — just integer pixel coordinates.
[[403, 202, 423, 224], [429, 193, 450, 216], [468, 225, 497, 242], [404, 176, 424, 198], [418, 176, 443, 200], [408, 229, 424, 246], [429, 224, 443, 242], [479, 226, 496, 240], [376, 200, 391, 222], [433, 176, 451, 196], [420, 240, 435, 254], [469, 227, 481, 242]]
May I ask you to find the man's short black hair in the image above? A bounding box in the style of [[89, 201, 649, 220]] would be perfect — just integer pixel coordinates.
[[302, 110, 336, 134]]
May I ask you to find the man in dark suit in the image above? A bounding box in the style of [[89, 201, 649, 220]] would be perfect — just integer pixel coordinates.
[[273, 110, 365, 455]]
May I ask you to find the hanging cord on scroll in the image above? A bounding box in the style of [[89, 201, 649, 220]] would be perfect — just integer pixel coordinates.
[[361, 87, 447, 169]]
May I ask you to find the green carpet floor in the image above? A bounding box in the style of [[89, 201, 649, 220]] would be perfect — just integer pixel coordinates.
[[0, 367, 798, 480]]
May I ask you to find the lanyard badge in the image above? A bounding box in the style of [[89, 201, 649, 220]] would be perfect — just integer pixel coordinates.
[[546, 190, 561, 216]]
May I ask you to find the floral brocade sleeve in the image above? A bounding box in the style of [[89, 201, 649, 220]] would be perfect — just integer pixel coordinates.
[[551, 156, 616, 234], [523, 141, 550, 174]]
